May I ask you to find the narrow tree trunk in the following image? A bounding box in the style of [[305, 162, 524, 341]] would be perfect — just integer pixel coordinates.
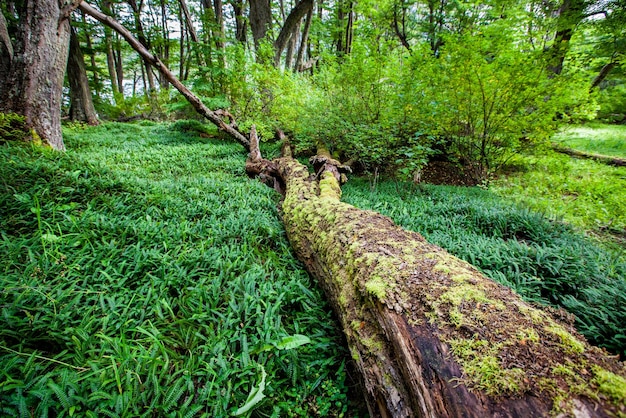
[[0, 0, 72, 150], [102, 0, 121, 99], [590, 61, 618, 91], [230, 0, 247, 45], [273, 0, 313, 67], [0, 10, 14, 98], [552, 144, 626, 166], [159, 0, 170, 89], [81, 11, 101, 100], [295, 8, 312, 71], [67, 25, 100, 125], [245, 135, 626, 418]]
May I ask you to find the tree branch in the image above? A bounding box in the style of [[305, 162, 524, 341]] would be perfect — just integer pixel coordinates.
[[79, 1, 250, 149]]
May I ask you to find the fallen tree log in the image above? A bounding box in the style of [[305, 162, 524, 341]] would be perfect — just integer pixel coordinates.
[[552, 144, 626, 167], [247, 135, 626, 417], [75, 5, 626, 413]]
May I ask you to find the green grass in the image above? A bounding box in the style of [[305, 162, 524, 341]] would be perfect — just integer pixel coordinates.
[[491, 149, 626, 240], [342, 179, 626, 358], [553, 123, 626, 158], [0, 121, 350, 417]]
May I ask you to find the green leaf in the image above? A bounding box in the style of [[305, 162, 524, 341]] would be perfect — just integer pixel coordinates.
[[233, 366, 266, 416], [274, 334, 311, 350]]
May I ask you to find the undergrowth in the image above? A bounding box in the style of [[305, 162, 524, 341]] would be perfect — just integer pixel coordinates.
[[552, 123, 626, 158], [342, 180, 626, 359], [492, 149, 626, 241], [0, 121, 351, 417]]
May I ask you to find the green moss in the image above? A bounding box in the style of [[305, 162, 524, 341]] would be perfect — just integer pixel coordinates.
[[319, 171, 342, 200], [592, 366, 626, 403], [365, 276, 389, 299], [516, 328, 540, 344], [545, 324, 585, 355], [448, 338, 524, 396]]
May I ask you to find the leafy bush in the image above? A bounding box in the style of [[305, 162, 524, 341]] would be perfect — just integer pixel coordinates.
[[343, 178, 626, 358], [0, 123, 351, 416]]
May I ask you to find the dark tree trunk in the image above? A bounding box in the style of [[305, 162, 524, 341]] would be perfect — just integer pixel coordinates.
[[0, 10, 14, 98], [547, 0, 586, 75], [273, 0, 313, 66], [244, 135, 626, 418], [249, 0, 273, 49], [230, 0, 247, 45], [67, 25, 99, 125], [0, 0, 72, 150]]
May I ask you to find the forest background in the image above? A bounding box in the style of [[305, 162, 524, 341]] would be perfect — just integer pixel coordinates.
[[1, 0, 626, 416]]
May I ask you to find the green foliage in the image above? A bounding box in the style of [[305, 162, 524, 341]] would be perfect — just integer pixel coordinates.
[[0, 122, 350, 416], [404, 33, 578, 181], [342, 178, 626, 358], [492, 149, 626, 234], [553, 123, 626, 158], [0, 112, 28, 142]]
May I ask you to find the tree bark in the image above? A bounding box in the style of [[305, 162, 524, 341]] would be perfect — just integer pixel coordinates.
[[101, 0, 121, 99], [67, 25, 100, 125], [0, 10, 14, 98], [295, 8, 312, 71], [273, 0, 313, 66], [249, 0, 273, 50], [547, 0, 586, 75], [246, 135, 626, 418], [590, 61, 618, 90], [229, 0, 247, 45], [0, 0, 73, 150], [79, 1, 250, 149]]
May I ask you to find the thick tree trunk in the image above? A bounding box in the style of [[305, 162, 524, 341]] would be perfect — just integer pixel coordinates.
[[67, 25, 100, 126], [246, 136, 626, 418], [249, 0, 273, 50], [0, 0, 72, 150]]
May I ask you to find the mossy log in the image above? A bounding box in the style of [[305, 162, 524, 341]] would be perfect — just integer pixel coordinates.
[[247, 140, 626, 417]]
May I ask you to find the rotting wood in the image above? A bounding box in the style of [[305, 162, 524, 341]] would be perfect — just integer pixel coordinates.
[[246, 133, 626, 417]]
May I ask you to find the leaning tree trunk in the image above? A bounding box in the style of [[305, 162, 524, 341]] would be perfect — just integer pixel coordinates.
[[0, 0, 73, 150], [246, 136, 626, 418], [67, 25, 100, 126]]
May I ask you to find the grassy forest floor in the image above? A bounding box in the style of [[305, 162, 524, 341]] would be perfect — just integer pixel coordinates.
[[1, 121, 625, 416]]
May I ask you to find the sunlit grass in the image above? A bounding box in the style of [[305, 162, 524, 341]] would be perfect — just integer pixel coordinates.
[[553, 123, 626, 158], [492, 149, 626, 240]]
